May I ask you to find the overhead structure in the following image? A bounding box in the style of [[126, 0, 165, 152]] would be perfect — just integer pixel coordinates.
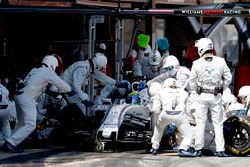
[[1, 0, 250, 99], [115, 19, 124, 81]]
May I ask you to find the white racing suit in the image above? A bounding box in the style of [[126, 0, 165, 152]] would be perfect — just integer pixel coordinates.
[[222, 92, 247, 117], [94, 85, 128, 105], [138, 49, 160, 80], [0, 84, 12, 147], [141, 64, 161, 80], [149, 94, 161, 132], [186, 104, 219, 152], [147, 66, 191, 145], [189, 55, 232, 152], [133, 61, 142, 77], [186, 94, 220, 151], [147, 66, 191, 90], [6, 66, 71, 147], [151, 87, 193, 152], [137, 87, 161, 131], [94, 85, 115, 105], [138, 49, 148, 72], [61, 60, 116, 114]]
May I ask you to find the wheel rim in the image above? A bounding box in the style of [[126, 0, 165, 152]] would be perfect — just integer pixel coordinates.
[[232, 125, 249, 148]]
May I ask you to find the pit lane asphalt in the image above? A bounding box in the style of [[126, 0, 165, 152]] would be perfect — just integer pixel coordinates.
[[0, 148, 250, 167]]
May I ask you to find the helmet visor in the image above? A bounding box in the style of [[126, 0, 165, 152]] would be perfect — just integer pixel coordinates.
[[164, 65, 174, 71], [239, 96, 247, 105]]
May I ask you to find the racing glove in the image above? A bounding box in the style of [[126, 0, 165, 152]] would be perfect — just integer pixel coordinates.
[[117, 80, 131, 90], [81, 100, 95, 108], [67, 90, 76, 97], [45, 90, 59, 97]]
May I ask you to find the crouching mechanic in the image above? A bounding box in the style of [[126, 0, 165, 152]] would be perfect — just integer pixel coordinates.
[[128, 81, 161, 131], [150, 78, 194, 157], [238, 85, 250, 116], [3, 55, 72, 153], [189, 38, 232, 157], [222, 91, 246, 116], [94, 80, 131, 105], [147, 55, 190, 90], [0, 84, 13, 148], [141, 50, 161, 80], [61, 53, 128, 113]]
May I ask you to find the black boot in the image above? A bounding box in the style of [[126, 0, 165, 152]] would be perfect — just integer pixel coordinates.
[[216, 151, 230, 157], [178, 149, 195, 157], [193, 150, 202, 157], [150, 148, 158, 155], [2, 141, 24, 153]]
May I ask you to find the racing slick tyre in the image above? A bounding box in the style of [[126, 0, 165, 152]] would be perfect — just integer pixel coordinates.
[[224, 116, 250, 156], [67, 130, 96, 151], [59, 104, 96, 150]]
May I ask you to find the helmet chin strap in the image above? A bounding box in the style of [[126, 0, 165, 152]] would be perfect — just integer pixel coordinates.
[[41, 63, 48, 67], [41, 63, 55, 71]]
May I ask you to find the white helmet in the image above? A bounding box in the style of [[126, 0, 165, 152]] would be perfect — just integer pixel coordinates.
[[99, 43, 106, 50], [144, 45, 152, 55], [195, 38, 213, 57], [42, 55, 58, 71], [223, 87, 232, 95], [222, 94, 237, 106], [92, 53, 108, 71], [149, 82, 162, 96], [148, 50, 161, 66], [222, 93, 245, 113], [162, 55, 179, 77], [163, 78, 177, 88], [238, 86, 250, 97], [238, 85, 250, 105], [96, 43, 106, 53]]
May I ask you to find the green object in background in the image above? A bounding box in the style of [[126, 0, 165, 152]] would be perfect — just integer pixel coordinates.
[[138, 34, 150, 48]]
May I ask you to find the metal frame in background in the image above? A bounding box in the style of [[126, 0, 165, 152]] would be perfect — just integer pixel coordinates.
[[87, 16, 96, 102], [1, 5, 250, 101], [0, 7, 249, 16], [87, 15, 125, 101], [115, 19, 124, 81]]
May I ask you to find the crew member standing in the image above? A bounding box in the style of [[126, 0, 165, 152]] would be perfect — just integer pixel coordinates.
[[189, 38, 232, 157]]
